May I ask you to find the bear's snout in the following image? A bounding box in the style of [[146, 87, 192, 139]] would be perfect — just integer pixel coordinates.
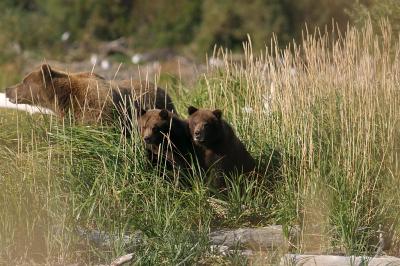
[[5, 87, 16, 103], [193, 129, 205, 142], [5, 87, 12, 96]]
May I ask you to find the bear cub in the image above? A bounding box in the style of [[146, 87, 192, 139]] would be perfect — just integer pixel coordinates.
[[187, 106, 256, 178], [137, 108, 204, 171]]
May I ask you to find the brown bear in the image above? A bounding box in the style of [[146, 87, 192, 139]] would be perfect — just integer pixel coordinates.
[[187, 106, 256, 182], [137, 108, 204, 174], [5, 64, 176, 127]]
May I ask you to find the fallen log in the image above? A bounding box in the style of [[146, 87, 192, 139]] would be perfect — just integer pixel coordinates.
[[209, 225, 298, 251], [280, 254, 400, 266], [0, 93, 53, 115], [110, 253, 134, 266]]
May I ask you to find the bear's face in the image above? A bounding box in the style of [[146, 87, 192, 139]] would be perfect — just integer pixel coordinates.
[[187, 106, 223, 146], [137, 109, 172, 145], [6, 69, 45, 104], [5, 64, 66, 105]]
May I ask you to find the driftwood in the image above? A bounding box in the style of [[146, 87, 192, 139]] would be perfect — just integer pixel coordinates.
[[77, 225, 297, 253], [0, 92, 53, 115], [76, 227, 143, 249], [100, 37, 130, 56], [106, 225, 293, 265], [110, 253, 134, 266], [68, 225, 400, 265], [280, 254, 400, 266], [209, 225, 298, 252]]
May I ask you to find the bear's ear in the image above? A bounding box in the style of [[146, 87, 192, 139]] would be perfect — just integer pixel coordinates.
[[41, 64, 66, 82], [159, 109, 170, 120], [139, 108, 146, 117], [187, 106, 198, 115], [134, 102, 146, 117], [213, 109, 223, 120]]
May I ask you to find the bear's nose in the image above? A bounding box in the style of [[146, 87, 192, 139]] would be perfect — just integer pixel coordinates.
[[194, 130, 204, 142], [144, 136, 151, 143]]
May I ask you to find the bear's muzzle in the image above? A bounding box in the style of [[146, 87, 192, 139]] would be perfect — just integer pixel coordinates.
[[5, 87, 17, 103]]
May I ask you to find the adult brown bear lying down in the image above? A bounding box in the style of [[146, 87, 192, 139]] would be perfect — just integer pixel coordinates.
[[5, 64, 176, 127]]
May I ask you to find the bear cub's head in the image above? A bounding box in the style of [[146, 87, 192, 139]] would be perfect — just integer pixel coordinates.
[[5, 64, 66, 105], [137, 109, 174, 145], [187, 106, 223, 146]]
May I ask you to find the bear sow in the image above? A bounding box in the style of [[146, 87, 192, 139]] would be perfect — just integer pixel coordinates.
[[5, 64, 176, 126]]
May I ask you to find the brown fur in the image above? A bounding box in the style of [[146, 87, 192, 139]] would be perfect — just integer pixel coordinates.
[[187, 106, 256, 182], [5, 64, 176, 124], [137, 109, 204, 172]]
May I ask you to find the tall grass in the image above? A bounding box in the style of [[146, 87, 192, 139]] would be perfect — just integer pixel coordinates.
[[1, 21, 400, 264]]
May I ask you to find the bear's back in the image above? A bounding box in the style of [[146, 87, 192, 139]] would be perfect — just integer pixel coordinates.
[[112, 80, 176, 113], [205, 120, 256, 175]]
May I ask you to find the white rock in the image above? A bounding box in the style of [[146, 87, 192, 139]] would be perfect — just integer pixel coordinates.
[[90, 54, 98, 66], [61, 31, 70, 42], [100, 60, 110, 70], [131, 54, 143, 64]]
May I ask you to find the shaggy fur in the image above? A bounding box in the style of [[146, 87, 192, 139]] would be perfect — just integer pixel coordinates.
[[187, 106, 256, 182], [137, 109, 204, 172], [5, 64, 176, 125]]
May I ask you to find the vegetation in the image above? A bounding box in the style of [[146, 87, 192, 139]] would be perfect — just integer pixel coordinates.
[[350, 0, 400, 40], [1, 22, 399, 264], [0, 0, 379, 57]]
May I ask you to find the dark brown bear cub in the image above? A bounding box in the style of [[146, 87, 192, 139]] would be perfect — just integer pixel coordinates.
[[137, 109, 204, 172], [187, 106, 256, 180]]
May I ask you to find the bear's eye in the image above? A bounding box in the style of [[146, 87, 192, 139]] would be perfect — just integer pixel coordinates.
[[152, 126, 160, 132]]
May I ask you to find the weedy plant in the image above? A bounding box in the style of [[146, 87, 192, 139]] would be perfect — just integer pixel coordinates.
[[0, 20, 400, 264]]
